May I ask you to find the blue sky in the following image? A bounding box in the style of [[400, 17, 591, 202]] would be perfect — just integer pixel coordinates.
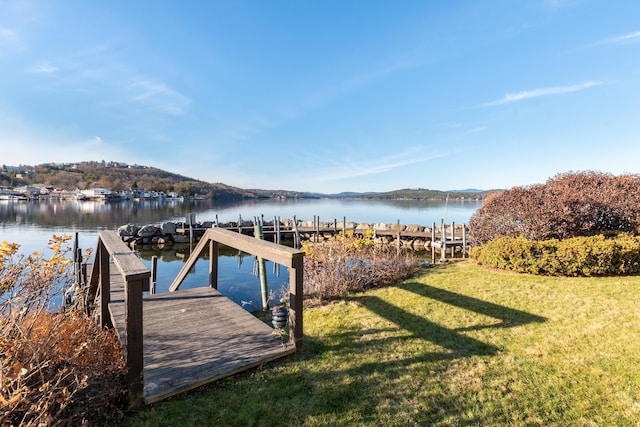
[[1, 0, 639, 193]]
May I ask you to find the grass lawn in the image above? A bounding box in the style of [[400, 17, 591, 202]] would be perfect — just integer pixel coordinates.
[[122, 261, 640, 426]]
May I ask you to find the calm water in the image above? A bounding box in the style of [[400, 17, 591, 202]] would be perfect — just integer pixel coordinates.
[[0, 197, 482, 311]]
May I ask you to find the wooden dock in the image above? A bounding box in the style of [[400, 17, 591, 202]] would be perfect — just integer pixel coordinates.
[[87, 229, 304, 407], [107, 271, 294, 404]]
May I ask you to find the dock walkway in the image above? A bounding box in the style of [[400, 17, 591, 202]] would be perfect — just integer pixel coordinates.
[[106, 269, 294, 404], [89, 229, 303, 406]]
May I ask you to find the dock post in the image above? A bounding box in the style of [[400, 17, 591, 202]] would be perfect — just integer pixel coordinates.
[[254, 218, 269, 310], [99, 240, 111, 328], [290, 255, 304, 351], [441, 219, 446, 262], [187, 213, 195, 247], [150, 256, 157, 294], [293, 215, 301, 249], [314, 215, 318, 243], [209, 239, 218, 289], [451, 221, 456, 258], [396, 219, 401, 255], [431, 222, 436, 264], [125, 276, 146, 409], [76, 247, 83, 285], [343, 216, 346, 237], [462, 224, 467, 258]]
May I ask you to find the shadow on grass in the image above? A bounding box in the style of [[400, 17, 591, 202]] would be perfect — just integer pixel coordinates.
[[400, 281, 547, 331], [350, 292, 499, 358], [126, 278, 549, 426]]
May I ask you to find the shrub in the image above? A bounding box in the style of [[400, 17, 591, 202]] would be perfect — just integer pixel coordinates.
[[469, 171, 640, 244], [303, 232, 420, 304], [472, 234, 640, 276], [0, 236, 126, 425]]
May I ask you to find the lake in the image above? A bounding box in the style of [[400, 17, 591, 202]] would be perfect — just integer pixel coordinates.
[[0, 197, 482, 311]]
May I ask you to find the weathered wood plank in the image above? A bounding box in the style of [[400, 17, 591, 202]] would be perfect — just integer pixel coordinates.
[[99, 230, 150, 283], [107, 283, 293, 405], [204, 228, 304, 267]]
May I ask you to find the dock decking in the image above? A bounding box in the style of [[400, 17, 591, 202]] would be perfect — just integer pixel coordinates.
[[89, 229, 303, 406], [106, 270, 294, 404]]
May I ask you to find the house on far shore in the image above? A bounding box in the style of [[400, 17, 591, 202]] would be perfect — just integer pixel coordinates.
[[80, 188, 120, 200]]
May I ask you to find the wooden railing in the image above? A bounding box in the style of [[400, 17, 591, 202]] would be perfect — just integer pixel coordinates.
[[86, 231, 150, 408], [86, 228, 305, 408], [169, 227, 305, 350]]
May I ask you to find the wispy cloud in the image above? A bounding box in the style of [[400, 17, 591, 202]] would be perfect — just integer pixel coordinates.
[[322, 149, 446, 182], [483, 81, 602, 106], [128, 80, 191, 115], [28, 61, 58, 73], [305, 59, 427, 108], [0, 26, 21, 54], [28, 44, 192, 116], [593, 30, 640, 46]]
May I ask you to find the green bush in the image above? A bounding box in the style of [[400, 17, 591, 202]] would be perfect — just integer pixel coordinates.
[[471, 234, 640, 276]]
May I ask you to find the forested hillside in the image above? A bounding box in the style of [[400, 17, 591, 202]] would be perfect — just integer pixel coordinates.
[[360, 188, 501, 201], [0, 161, 258, 200], [0, 161, 499, 200]]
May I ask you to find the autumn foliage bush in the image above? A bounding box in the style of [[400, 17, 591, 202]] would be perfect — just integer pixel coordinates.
[[303, 231, 420, 304], [0, 236, 126, 426], [469, 171, 640, 276], [469, 171, 640, 244]]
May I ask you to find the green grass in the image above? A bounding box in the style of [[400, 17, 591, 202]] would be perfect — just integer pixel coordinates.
[[122, 262, 640, 426]]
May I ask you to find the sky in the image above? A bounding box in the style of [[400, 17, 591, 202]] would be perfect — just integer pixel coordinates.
[[1, 0, 639, 193]]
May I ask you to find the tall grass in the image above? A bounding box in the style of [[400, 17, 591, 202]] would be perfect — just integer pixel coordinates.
[[124, 261, 640, 426]]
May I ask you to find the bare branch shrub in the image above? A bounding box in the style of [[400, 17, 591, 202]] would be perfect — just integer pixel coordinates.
[[0, 236, 126, 426], [303, 232, 420, 305]]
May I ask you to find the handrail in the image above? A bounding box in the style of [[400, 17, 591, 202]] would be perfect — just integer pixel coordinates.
[[86, 230, 150, 409], [168, 227, 305, 350]]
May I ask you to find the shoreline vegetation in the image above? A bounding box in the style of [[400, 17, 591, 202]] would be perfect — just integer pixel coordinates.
[[0, 161, 502, 201]]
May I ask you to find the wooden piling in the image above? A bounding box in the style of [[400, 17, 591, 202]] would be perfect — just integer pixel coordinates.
[[150, 256, 157, 294], [440, 219, 446, 262], [431, 222, 436, 264], [254, 218, 269, 310]]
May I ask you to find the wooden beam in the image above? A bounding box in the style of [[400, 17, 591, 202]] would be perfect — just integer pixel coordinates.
[[168, 233, 211, 291], [289, 256, 304, 350], [99, 240, 111, 329], [209, 240, 218, 289], [202, 228, 304, 267], [99, 231, 150, 284], [125, 277, 146, 408]]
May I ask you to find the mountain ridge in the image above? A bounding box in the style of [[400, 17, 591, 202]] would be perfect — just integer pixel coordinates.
[[0, 161, 502, 200]]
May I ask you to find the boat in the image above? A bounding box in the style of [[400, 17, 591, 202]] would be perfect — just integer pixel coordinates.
[[80, 188, 119, 200], [0, 194, 28, 201]]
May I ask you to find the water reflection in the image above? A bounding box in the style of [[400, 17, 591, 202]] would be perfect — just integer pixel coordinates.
[[0, 198, 221, 229], [1, 198, 483, 312], [0, 198, 482, 233], [136, 245, 290, 313]]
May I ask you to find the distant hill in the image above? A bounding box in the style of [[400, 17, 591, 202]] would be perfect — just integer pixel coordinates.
[[1, 161, 502, 201], [358, 188, 500, 201], [1, 161, 260, 200], [447, 188, 484, 193]]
